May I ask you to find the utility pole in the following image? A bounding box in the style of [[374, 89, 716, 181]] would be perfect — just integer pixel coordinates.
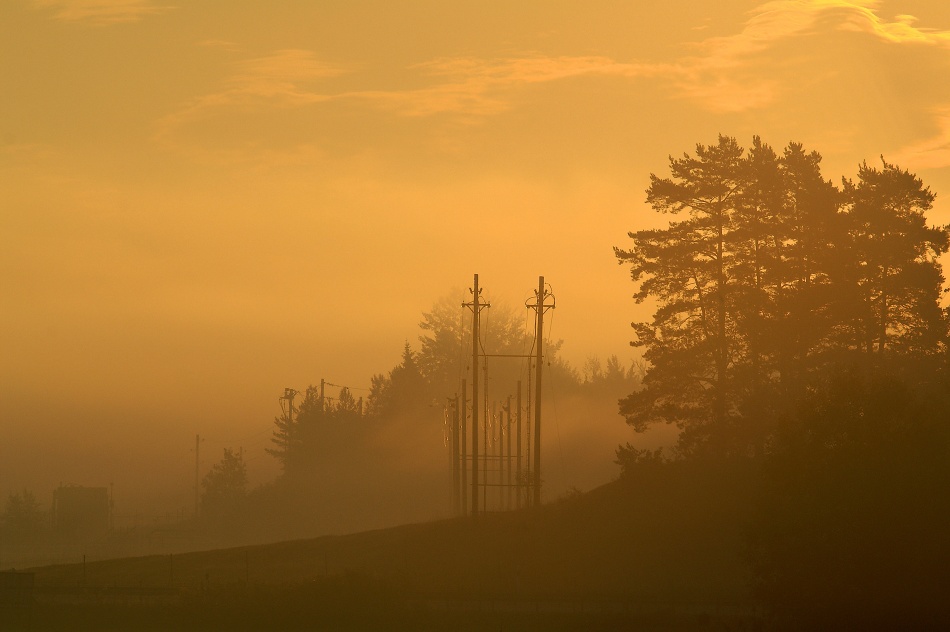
[[319, 379, 326, 413], [526, 362, 532, 506], [452, 393, 460, 515], [529, 276, 555, 507], [506, 395, 512, 510], [484, 366, 490, 511], [282, 388, 296, 424], [493, 400, 499, 510], [461, 378, 467, 516], [463, 274, 488, 518], [481, 396, 491, 512], [276, 387, 296, 510], [516, 380, 522, 510], [473, 275, 480, 518], [533, 277, 544, 508], [194, 434, 200, 517]]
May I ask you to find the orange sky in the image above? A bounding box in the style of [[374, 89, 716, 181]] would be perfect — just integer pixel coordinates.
[[2, 0, 950, 511]]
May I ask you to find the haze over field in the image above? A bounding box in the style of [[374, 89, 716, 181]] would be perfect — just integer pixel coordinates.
[[2, 0, 950, 519]]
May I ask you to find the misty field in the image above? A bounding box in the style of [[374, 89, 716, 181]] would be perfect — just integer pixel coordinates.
[[14, 462, 758, 631]]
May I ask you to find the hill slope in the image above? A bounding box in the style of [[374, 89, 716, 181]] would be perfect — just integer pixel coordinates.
[[22, 461, 758, 630]]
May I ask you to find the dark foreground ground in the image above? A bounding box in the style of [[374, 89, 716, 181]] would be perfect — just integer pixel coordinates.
[[5, 462, 763, 630], [5, 608, 758, 632], [3, 581, 761, 631]]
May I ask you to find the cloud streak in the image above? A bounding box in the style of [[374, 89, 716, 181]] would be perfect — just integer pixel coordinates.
[[155, 1, 950, 160], [670, 0, 950, 112], [834, 2, 950, 45], [154, 49, 345, 150], [891, 106, 950, 169], [350, 56, 670, 118], [32, 0, 170, 25], [155, 51, 669, 155]]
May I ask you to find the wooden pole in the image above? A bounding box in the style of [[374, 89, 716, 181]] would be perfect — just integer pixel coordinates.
[[194, 434, 200, 517], [533, 276, 544, 507], [516, 380, 522, 510], [471, 275, 480, 518], [461, 379, 467, 516], [506, 395, 512, 510], [452, 393, 460, 515]]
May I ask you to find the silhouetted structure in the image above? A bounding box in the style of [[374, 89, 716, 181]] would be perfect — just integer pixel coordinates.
[[459, 274, 554, 516]]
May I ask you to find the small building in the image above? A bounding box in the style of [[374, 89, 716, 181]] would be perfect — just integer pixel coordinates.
[[51, 485, 110, 541]]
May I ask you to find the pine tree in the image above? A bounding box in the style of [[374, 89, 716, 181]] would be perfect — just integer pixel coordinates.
[[201, 448, 248, 512], [842, 158, 949, 355], [616, 135, 745, 450], [617, 136, 949, 457]]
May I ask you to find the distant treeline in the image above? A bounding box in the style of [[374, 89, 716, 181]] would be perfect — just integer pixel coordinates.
[[2, 298, 640, 558], [191, 299, 641, 542]]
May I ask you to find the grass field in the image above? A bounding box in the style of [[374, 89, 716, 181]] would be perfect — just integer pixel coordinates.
[[15, 462, 760, 630]]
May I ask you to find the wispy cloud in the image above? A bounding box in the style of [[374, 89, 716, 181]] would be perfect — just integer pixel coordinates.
[[164, 2, 950, 125], [891, 106, 950, 170], [156, 51, 668, 153], [358, 1, 950, 116], [197, 39, 240, 52], [662, 3, 812, 112], [155, 1, 950, 161], [32, 0, 170, 25], [668, 0, 950, 112], [664, 1, 950, 182], [352, 55, 668, 118], [228, 49, 345, 101], [155, 49, 346, 146], [834, 3, 950, 45], [694, 0, 950, 63]]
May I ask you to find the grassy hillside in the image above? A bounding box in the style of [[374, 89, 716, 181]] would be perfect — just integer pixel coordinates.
[[20, 459, 759, 630]]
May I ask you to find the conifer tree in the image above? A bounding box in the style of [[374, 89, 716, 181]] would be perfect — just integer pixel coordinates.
[[617, 136, 949, 456]]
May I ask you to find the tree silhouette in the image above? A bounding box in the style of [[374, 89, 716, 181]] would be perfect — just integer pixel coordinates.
[[388, 342, 428, 413], [417, 292, 471, 397], [616, 135, 746, 452], [768, 141, 842, 399], [365, 373, 390, 417], [3, 489, 45, 542], [268, 385, 328, 472], [417, 292, 544, 398], [201, 448, 248, 513], [617, 136, 949, 457], [842, 158, 948, 355], [333, 386, 362, 419], [366, 343, 430, 418]]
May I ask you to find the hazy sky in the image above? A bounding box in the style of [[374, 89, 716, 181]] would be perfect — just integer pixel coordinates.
[[3, 0, 950, 511]]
